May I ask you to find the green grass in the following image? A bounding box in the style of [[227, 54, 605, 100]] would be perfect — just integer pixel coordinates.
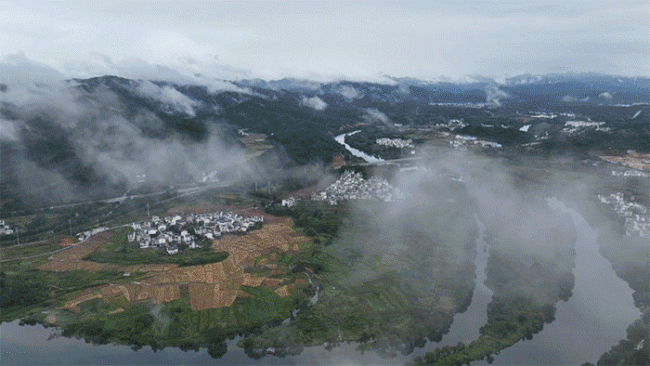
[[58, 284, 303, 351], [412, 297, 555, 366], [0, 268, 133, 323], [0, 241, 62, 261]]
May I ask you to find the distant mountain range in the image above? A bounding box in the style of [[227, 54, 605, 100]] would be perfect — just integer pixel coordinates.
[[1, 73, 648, 209], [236, 73, 650, 106]]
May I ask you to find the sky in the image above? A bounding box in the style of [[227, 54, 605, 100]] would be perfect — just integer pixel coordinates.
[[1, 1, 649, 82]]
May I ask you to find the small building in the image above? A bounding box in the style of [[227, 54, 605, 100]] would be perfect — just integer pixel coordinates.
[[166, 245, 179, 255], [282, 197, 297, 207]]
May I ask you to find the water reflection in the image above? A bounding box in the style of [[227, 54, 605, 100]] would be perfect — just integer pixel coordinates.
[[2, 199, 640, 365], [487, 198, 641, 365], [436, 215, 493, 346], [335, 131, 384, 163]]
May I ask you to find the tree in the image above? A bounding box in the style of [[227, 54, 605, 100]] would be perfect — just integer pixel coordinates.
[[208, 341, 228, 359]]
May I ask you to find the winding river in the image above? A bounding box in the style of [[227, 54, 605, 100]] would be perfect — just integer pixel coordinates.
[[334, 131, 384, 164], [0, 194, 641, 364], [435, 215, 493, 347], [483, 198, 642, 365], [0, 215, 493, 366]]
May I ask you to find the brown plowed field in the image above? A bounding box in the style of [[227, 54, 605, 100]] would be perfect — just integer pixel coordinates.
[[38, 231, 174, 273], [217, 218, 309, 267], [59, 237, 75, 246], [54, 215, 309, 311], [64, 292, 103, 312], [274, 285, 291, 298]]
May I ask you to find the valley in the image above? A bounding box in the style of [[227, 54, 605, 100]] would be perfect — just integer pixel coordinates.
[[1, 71, 648, 366]]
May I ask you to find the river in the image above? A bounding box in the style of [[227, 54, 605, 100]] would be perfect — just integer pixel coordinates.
[[0, 198, 640, 364], [484, 198, 642, 365], [434, 215, 493, 347], [334, 131, 384, 164], [0, 215, 493, 366]]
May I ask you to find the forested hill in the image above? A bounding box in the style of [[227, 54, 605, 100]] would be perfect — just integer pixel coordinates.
[[1, 73, 648, 210]]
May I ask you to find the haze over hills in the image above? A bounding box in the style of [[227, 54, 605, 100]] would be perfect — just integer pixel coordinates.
[[1, 2, 649, 365], [1, 70, 648, 211]]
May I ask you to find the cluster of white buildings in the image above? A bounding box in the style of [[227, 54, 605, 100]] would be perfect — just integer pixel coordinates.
[[449, 135, 502, 149], [76, 227, 108, 241], [313, 171, 404, 205], [561, 121, 611, 134], [0, 220, 14, 236], [127, 212, 264, 254], [529, 112, 557, 119], [611, 170, 650, 178], [598, 192, 650, 238], [376, 138, 414, 149], [428, 102, 493, 109], [281, 196, 297, 207], [200, 170, 220, 183], [435, 118, 467, 131]]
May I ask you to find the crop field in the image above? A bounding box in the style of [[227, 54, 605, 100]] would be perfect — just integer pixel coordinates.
[[0, 241, 62, 261], [144, 258, 241, 285], [598, 151, 650, 171], [166, 199, 221, 215], [55, 213, 311, 312], [38, 232, 114, 271], [37, 231, 176, 273], [239, 133, 275, 159], [218, 218, 309, 267], [187, 283, 252, 310]]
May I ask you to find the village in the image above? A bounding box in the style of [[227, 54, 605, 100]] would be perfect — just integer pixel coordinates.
[[125, 211, 264, 255], [0, 220, 14, 236], [313, 170, 404, 205], [561, 120, 611, 134], [376, 137, 415, 149], [611, 170, 650, 178], [448, 134, 502, 149], [598, 192, 650, 238]]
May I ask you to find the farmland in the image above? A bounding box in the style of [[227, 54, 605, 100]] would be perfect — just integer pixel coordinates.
[[82, 228, 230, 267], [0, 197, 319, 356], [51, 213, 310, 314]]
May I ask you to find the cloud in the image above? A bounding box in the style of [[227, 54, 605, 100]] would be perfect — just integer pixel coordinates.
[[0, 56, 256, 204], [135, 81, 200, 117], [0, 51, 63, 85], [337, 85, 361, 100], [362, 108, 390, 124], [485, 85, 509, 106], [0, 56, 88, 129], [397, 83, 410, 95], [599, 92, 613, 99], [2, 2, 647, 81], [562, 95, 590, 102], [300, 96, 328, 111], [63, 55, 254, 94], [0, 119, 20, 141], [339, 148, 581, 312]]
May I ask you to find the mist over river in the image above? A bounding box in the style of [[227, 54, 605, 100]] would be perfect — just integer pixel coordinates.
[[0, 184, 641, 365], [481, 198, 642, 365]]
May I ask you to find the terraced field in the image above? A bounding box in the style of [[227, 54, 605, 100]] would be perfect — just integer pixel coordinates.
[[47, 214, 310, 312], [218, 218, 309, 267], [38, 232, 175, 273]]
